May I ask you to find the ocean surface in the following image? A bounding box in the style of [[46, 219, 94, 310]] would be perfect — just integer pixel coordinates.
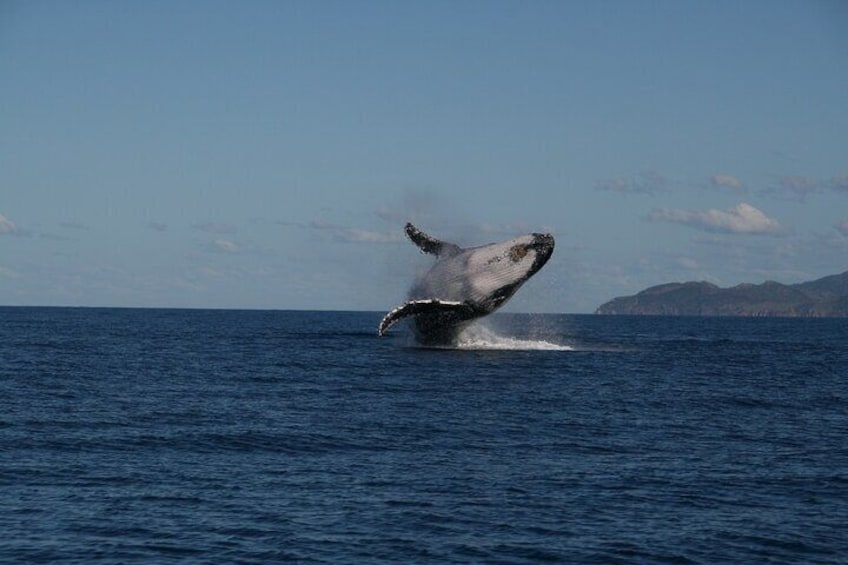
[[1, 307, 847, 563]]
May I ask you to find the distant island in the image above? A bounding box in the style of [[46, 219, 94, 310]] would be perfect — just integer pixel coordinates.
[[595, 270, 848, 317]]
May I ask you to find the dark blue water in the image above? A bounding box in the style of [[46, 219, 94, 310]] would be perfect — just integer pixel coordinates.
[[2, 307, 847, 563]]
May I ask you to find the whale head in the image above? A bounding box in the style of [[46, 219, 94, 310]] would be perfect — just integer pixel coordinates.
[[461, 232, 555, 312]]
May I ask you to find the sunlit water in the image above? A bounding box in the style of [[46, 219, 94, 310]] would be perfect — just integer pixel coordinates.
[[2, 307, 847, 563]]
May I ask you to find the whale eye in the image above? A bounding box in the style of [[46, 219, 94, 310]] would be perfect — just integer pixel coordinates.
[[509, 245, 528, 263]]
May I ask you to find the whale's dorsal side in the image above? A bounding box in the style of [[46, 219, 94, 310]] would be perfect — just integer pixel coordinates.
[[378, 299, 472, 336], [405, 223, 462, 257]]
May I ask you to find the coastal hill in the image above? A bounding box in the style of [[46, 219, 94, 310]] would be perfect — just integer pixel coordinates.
[[595, 270, 848, 317]]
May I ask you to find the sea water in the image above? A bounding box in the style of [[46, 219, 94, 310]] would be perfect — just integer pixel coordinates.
[[1, 307, 846, 563]]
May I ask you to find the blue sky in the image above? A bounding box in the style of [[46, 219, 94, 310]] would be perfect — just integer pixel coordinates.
[[2, 1, 847, 312]]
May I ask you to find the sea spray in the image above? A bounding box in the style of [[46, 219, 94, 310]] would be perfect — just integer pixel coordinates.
[[454, 320, 573, 351]]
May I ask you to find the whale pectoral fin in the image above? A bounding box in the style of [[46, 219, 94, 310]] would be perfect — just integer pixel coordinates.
[[378, 299, 471, 336], [405, 223, 462, 257]]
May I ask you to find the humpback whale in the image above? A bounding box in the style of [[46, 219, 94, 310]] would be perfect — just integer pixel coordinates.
[[379, 223, 555, 345]]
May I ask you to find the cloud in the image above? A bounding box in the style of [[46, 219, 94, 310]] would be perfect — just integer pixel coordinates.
[[676, 257, 699, 270], [310, 220, 402, 243], [193, 222, 238, 234], [147, 222, 168, 232], [760, 174, 839, 201], [828, 175, 848, 194], [776, 175, 820, 201], [708, 174, 745, 193], [211, 238, 239, 253], [759, 174, 848, 201], [595, 171, 671, 196], [0, 266, 23, 279], [647, 202, 783, 235], [836, 220, 848, 237], [0, 213, 17, 235], [59, 221, 90, 231], [343, 229, 403, 243], [374, 207, 408, 224]]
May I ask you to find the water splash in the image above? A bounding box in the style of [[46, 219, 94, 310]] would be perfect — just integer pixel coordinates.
[[454, 323, 573, 351]]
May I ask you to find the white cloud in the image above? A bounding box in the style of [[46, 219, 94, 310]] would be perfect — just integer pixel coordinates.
[[0, 266, 23, 279], [193, 222, 237, 234], [212, 239, 239, 253], [343, 229, 403, 243], [374, 207, 408, 224], [676, 257, 699, 269], [647, 202, 783, 235], [0, 213, 17, 235], [777, 175, 820, 201], [829, 175, 848, 194], [759, 175, 821, 201], [276, 220, 305, 228], [59, 221, 89, 231], [760, 174, 848, 200], [595, 170, 670, 195], [708, 174, 745, 193], [310, 220, 402, 243]]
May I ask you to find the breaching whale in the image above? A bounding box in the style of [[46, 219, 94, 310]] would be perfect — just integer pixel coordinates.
[[378, 223, 555, 345]]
